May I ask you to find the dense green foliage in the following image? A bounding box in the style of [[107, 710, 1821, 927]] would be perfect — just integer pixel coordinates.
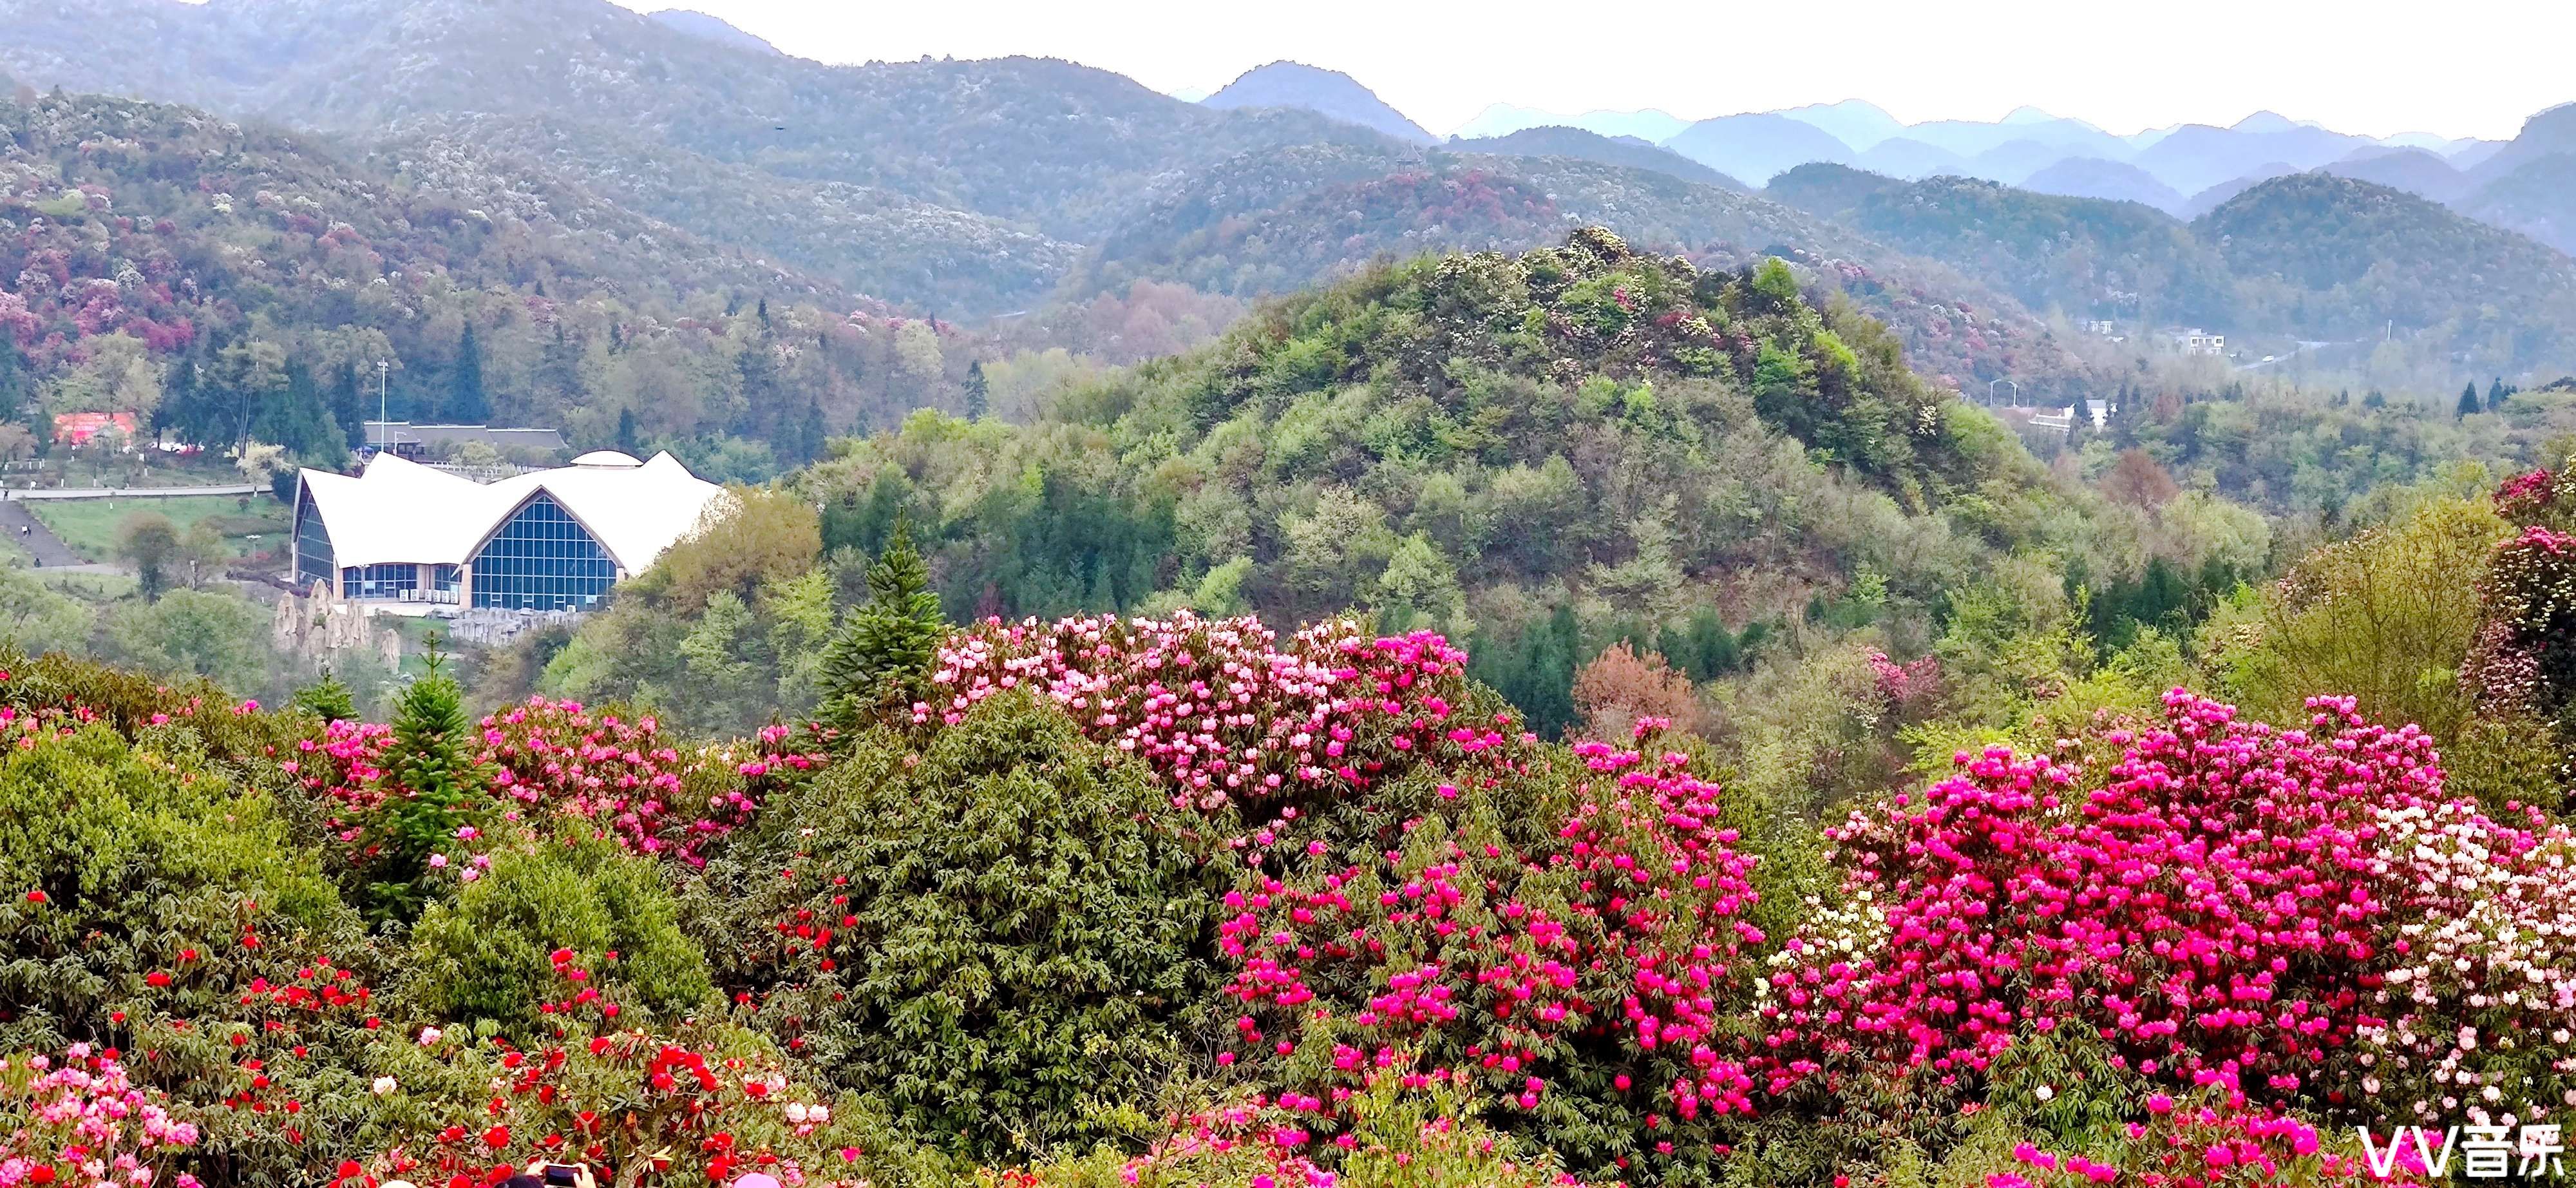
[[700, 694, 1226, 1162], [408, 838, 712, 1033]]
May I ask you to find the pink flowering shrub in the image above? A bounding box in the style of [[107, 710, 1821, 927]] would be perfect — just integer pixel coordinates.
[[1991, 1082, 2433, 1188], [0, 1046, 204, 1188], [474, 700, 821, 867], [1214, 722, 1771, 1182], [1761, 688, 2576, 1126], [296, 700, 823, 872], [922, 612, 1504, 820]]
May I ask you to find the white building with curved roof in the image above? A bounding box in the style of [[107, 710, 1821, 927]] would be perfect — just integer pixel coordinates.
[[290, 450, 726, 611]]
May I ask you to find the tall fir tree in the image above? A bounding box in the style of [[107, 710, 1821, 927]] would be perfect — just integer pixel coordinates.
[[963, 359, 989, 421], [366, 647, 482, 921], [2458, 381, 2483, 419], [816, 519, 947, 743], [0, 332, 23, 423], [255, 358, 340, 460], [2490, 377, 2513, 412], [447, 323, 490, 423], [330, 360, 366, 449]]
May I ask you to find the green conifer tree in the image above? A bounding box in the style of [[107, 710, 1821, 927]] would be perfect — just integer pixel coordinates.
[[964, 359, 989, 421], [2459, 381, 2483, 419], [368, 647, 482, 921], [817, 520, 948, 742], [447, 323, 491, 423], [292, 668, 357, 723]]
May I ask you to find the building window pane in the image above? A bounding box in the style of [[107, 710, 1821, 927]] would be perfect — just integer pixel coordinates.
[[469, 493, 615, 612], [295, 491, 336, 591], [342, 562, 419, 600]]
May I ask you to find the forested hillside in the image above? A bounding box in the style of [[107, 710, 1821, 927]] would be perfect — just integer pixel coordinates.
[[530, 232, 2257, 746], [0, 89, 983, 479]]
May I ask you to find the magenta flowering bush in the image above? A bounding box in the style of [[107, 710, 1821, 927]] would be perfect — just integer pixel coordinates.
[[1211, 722, 1773, 1179], [1759, 687, 2576, 1128], [1991, 1082, 2434, 1188], [0, 1046, 205, 1188]]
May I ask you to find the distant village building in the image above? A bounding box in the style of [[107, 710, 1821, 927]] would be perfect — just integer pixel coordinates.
[[290, 450, 724, 613], [2167, 329, 2226, 358], [52, 411, 138, 446], [359, 421, 569, 461]]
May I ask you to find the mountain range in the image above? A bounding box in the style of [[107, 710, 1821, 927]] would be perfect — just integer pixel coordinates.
[[1, 0, 2573, 421]]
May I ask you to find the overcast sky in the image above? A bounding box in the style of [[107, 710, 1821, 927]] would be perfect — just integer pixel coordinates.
[[600, 0, 2571, 140]]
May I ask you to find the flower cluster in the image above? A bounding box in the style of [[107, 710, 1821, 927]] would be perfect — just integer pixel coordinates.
[[0, 1046, 204, 1188], [1993, 1084, 2433, 1188], [297, 702, 823, 870], [476, 700, 821, 867], [1216, 722, 1769, 1168], [1763, 693, 2443, 1102], [923, 612, 1499, 816]]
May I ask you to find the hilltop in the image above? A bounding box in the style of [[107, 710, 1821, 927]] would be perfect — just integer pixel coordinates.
[[1200, 60, 1435, 144]]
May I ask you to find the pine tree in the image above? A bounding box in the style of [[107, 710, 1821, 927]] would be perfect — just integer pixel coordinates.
[[367, 647, 482, 922], [255, 359, 340, 459], [446, 323, 490, 423], [615, 406, 639, 454], [292, 669, 357, 723], [964, 359, 989, 421], [0, 332, 23, 423], [817, 520, 947, 742], [2458, 381, 2483, 419], [330, 361, 365, 449], [2490, 377, 2512, 413]]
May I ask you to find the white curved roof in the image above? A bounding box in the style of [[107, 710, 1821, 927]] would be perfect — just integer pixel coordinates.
[[571, 450, 643, 468], [296, 450, 726, 573]]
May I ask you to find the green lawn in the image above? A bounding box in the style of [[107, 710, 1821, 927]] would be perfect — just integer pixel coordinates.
[[29, 493, 290, 563]]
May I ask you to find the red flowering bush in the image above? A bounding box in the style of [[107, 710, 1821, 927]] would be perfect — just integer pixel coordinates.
[[1991, 1082, 2436, 1188], [358, 1017, 896, 1188]]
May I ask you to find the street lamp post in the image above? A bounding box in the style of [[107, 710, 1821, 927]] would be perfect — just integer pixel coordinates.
[[375, 361, 389, 455]]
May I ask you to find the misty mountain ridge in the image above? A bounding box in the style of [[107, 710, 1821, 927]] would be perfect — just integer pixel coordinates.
[[645, 9, 781, 56], [1200, 60, 1435, 145]]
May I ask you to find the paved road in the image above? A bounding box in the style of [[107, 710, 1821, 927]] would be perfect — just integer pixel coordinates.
[[0, 499, 87, 568], [0, 483, 265, 500]]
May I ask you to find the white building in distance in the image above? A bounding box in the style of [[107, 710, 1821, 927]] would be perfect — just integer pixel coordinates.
[[291, 450, 725, 611]]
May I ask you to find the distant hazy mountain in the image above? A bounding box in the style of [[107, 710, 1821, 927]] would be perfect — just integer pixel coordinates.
[[1853, 137, 1968, 179], [1448, 103, 1693, 144], [1201, 61, 1434, 144], [1901, 109, 2132, 160], [1452, 126, 1745, 190], [645, 9, 779, 55], [1660, 112, 1853, 184], [1777, 99, 1908, 150], [2462, 153, 2576, 256], [2182, 163, 2300, 218], [2195, 173, 2576, 342], [2321, 147, 2470, 203], [1967, 139, 2090, 186], [2468, 102, 2576, 185], [2020, 157, 2186, 213], [2131, 117, 2376, 197]]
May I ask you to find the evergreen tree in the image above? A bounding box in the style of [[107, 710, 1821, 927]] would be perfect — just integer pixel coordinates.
[[2490, 377, 2513, 413], [816, 520, 948, 742], [330, 360, 366, 449], [615, 406, 639, 454], [367, 647, 482, 922], [291, 669, 357, 723], [794, 398, 827, 464], [734, 327, 780, 440], [2458, 381, 2482, 419], [964, 359, 989, 421], [254, 358, 340, 459], [0, 332, 23, 423], [446, 323, 490, 423]]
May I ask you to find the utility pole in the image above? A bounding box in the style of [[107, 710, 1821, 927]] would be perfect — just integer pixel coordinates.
[[375, 360, 389, 456]]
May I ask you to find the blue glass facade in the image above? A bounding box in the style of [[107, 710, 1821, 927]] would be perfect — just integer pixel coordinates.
[[342, 563, 419, 600], [470, 494, 616, 611], [294, 490, 336, 591]]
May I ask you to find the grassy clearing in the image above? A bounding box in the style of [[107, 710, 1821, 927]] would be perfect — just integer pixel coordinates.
[[28, 493, 290, 562]]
